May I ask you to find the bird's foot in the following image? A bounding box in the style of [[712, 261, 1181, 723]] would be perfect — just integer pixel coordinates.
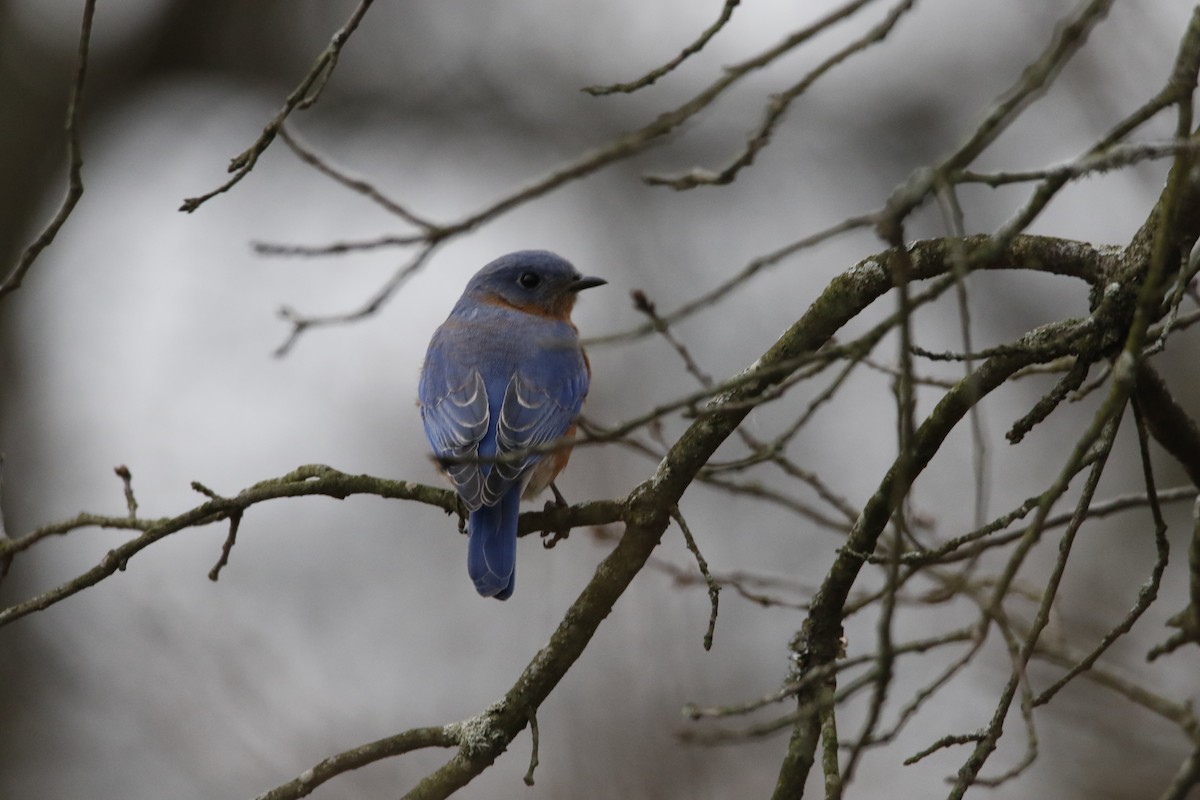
[[446, 495, 468, 534], [540, 482, 571, 549]]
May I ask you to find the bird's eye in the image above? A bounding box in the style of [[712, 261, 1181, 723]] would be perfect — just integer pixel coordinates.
[[518, 272, 541, 289]]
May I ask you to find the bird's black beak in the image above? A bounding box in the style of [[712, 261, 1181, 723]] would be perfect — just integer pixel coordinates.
[[569, 275, 607, 292]]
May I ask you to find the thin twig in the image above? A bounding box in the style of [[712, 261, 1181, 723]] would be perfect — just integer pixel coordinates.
[[647, 0, 917, 189], [207, 510, 243, 582], [114, 465, 138, 519], [633, 286, 861, 530], [583, 0, 743, 95], [1155, 747, 1200, 800], [523, 711, 540, 786], [839, 215, 916, 789], [253, 234, 415, 258], [591, 522, 818, 609], [771, 308, 1103, 798], [1032, 399, 1169, 706], [1033, 638, 1199, 733], [934, 177, 989, 532], [266, 2, 889, 344], [275, 126, 439, 232], [0, 454, 9, 579], [587, 214, 877, 347], [273, 242, 441, 356], [179, 0, 376, 213], [253, 726, 459, 800], [871, 0, 1118, 253], [1148, 496, 1200, 661], [904, 731, 986, 766], [673, 508, 720, 651], [0, 0, 95, 300], [950, 414, 1122, 797], [957, 138, 1200, 187]]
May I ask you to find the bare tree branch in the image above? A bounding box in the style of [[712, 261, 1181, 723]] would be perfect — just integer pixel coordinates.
[[0, 464, 623, 627], [252, 726, 458, 800], [179, 0, 376, 213], [11, 3, 1200, 798], [276, 125, 439, 232], [646, 0, 918, 189], [0, 0, 95, 300], [583, 0, 744, 95]]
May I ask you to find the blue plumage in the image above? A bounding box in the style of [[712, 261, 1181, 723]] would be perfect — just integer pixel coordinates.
[[418, 251, 604, 599]]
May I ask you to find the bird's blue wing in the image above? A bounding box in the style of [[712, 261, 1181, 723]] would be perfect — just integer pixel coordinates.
[[481, 363, 587, 505], [419, 358, 490, 511]]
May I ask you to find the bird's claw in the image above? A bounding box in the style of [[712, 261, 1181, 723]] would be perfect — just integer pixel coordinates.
[[541, 483, 571, 548], [449, 496, 468, 534]]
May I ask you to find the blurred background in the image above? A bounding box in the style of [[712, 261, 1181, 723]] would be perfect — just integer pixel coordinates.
[[1, 1, 1198, 797]]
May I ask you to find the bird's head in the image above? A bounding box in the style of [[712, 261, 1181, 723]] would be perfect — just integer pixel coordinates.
[[463, 250, 606, 319]]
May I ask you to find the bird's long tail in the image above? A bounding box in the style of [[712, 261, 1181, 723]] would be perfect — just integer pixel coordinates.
[[467, 488, 520, 600]]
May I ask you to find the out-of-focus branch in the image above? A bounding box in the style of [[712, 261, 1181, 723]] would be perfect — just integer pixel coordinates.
[[1157, 747, 1200, 800], [587, 214, 878, 347], [242, 0, 1180, 367], [272, 242, 443, 357], [1040, 637, 1199, 733], [179, 0, 376, 213], [0, 454, 9, 578], [957, 138, 1200, 187], [582, 0, 744, 95], [646, 0, 917, 189], [873, 0, 1116, 242], [253, 0, 892, 351], [276, 126, 439, 233], [1149, 496, 1200, 661], [0, 0, 95, 300], [946, 0, 1116, 173], [682, 629, 974, 737], [1134, 363, 1200, 488], [1192, 501, 1200, 651]]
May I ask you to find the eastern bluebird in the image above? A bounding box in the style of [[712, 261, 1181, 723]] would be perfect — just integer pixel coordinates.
[[418, 251, 605, 600]]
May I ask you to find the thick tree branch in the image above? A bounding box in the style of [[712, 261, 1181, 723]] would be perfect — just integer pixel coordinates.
[[400, 234, 1111, 798], [772, 348, 1061, 799], [0, 231, 1151, 798], [768, 243, 1144, 795]]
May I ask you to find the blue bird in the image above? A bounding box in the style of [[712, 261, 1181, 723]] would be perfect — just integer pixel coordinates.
[[419, 251, 605, 599]]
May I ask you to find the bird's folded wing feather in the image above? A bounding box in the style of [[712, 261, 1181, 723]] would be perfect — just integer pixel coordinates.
[[419, 366, 489, 511], [482, 369, 585, 505]]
